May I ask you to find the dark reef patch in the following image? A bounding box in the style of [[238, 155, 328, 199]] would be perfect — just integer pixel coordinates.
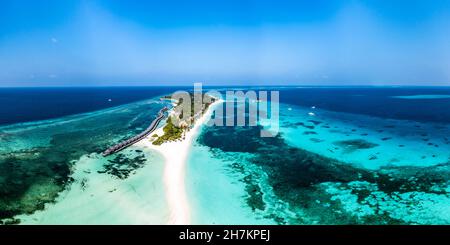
[[199, 126, 273, 153], [368, 155, 378, 160], [295, 122, 315, 129], [333, 139, 379, 153], [307, 120, 322, 125], [101, 151, 148, 179], [303, 131, 317, 135], [0, 102, 163, 221], [310, 138, 324, 143], [229, 162, 265, 211], [197, 122, 450, 224], [0, 144, 76, 220]]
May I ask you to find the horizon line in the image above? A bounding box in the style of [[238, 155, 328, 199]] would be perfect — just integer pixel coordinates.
[[1, 84, 450, 89]]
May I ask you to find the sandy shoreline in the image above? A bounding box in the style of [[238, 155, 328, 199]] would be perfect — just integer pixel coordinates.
[[137, 99, 221, 225], [13, 99, 220, 225]]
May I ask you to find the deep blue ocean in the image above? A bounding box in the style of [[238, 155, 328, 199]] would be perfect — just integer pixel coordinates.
[[1, 86, 450, 126], [277, 87, 450, 123], [0, 87, 188, 125], [2, 86, 450, 224]]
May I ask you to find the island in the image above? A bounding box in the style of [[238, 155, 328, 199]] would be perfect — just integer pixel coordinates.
[[136, 92, 220, 224]]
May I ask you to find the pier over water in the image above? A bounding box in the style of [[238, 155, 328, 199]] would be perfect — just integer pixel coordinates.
[[102, 107, 168, 156]]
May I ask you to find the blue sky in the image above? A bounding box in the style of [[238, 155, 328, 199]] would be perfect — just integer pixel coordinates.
[[0, 0, 449, 86]]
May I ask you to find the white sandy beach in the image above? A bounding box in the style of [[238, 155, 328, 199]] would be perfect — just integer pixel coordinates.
[[15, 100, 220, 225], [137, 99, 221, 225]]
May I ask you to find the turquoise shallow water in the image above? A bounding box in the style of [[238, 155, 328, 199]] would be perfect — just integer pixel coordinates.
[[0, 98, 171, 223], [392, 95, 450, 99], [15, 147, 169, 224], [278, 103, 450, 169], [186, 97, 450, 224], [186, 144, 277, 224], [2, 87, 450, 224]]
